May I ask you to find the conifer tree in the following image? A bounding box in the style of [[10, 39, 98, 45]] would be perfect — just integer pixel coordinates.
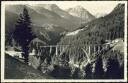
[[84, 63, 92, 79], [105, 58, 121, 79], [13, 7, 35, 64], [93, 56, 104, 79], [72, 68, 80, 79]]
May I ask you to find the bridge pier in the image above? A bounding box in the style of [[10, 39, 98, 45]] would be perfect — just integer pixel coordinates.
[[98, 45, 100, 53], [56, 46, 58, 55], [49, 46, 52, 54], [88, 45, 90, 56], [94, 45, 96, 56]]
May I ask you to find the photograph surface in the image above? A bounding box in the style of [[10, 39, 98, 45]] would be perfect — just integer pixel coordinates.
[[1, 1, 127, 82]]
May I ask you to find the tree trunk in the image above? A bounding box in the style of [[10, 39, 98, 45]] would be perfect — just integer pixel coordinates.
[[22, 46, 29, 64]]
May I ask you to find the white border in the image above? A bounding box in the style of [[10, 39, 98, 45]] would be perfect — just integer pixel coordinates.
[[1, 1, 127, 82]]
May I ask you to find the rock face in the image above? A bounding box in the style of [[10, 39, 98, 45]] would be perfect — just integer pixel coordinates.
[[37, 4, 60, 11], [66, 5, 95, 22]]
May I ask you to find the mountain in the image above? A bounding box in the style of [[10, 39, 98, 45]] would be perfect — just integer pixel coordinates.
[[5, 4, 96, 46], [37, 4, 81, 20], [5, 4, 95, 31], [5, 54, 53, 79], [31, 24, 67, 45], [5, 5, 66, 46], [5, 10, 18, 45], [57, 4, 124, 70], [94, 13, 107, 18], [37, 4, 61, 11], [4, 4, 125, 79], [27, 4, 82, 31], [66, 5, 95, 22], [31, 4, 77, 18], [61, 4, 124, 45]]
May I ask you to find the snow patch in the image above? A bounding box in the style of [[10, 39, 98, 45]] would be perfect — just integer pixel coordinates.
[[66, 28, 84, 36], [5, 51, 23, 58], [61, 15, 65, 18]]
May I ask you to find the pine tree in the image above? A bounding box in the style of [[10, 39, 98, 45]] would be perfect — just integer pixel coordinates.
[[120, 64, 124, 79], [84, 63, 92, 79], [105, 58, 121, 79], [72, 68, 80, 79], [93, 56, 104, 79], [13, 6, 35, 64]]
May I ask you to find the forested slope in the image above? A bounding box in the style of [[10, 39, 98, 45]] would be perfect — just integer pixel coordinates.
[[5, 54, 53, 79], [55, 4, 125, 75], [59, 4, 124, 45]]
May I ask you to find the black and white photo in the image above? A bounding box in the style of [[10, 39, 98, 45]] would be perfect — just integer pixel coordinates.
[[1, 1, 127, 82]]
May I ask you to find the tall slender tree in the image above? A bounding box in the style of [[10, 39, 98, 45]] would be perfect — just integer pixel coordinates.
[[93, 56, 104, 79], [84, 63, 92, 79], [72, 68, 81, 79], [13, 6, 35, 64], [105, 58, 121, 79]]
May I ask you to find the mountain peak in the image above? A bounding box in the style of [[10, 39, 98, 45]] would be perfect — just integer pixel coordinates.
[[67, 5, 87, 12], [66, 6, 95, 21], [28, 4, 60, 11], [41, 4, 60, 11]]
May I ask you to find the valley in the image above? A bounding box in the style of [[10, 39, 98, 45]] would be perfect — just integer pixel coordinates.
[[5, 3, 125, 79]]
